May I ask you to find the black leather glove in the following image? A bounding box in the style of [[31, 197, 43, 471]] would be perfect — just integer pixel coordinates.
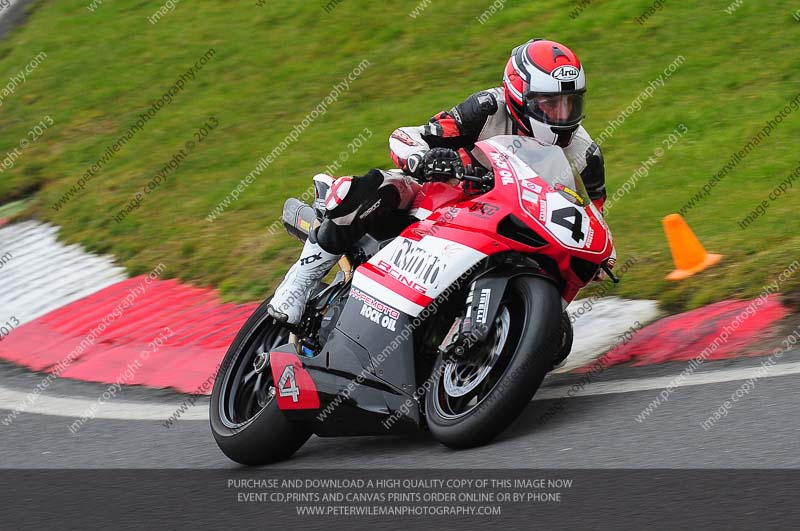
[[407, 148, 465, 183]]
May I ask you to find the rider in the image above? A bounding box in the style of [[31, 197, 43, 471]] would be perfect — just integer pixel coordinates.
[[268, 38, 608, 325]]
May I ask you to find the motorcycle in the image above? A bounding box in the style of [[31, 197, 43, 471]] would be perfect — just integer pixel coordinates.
[[210, 135, 616, 465]]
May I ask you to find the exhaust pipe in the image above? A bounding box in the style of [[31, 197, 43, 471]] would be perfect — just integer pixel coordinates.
[[282, 198, 318, 242]]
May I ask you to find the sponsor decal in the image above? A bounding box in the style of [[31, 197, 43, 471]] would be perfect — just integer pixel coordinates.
[[500, 173, 515, 185], [391, 129, 419, 147], [476, 288, 491, 325], [489, 151, 509, 169], [410, 228, 428, 239], [585, 226, 594, 248], [359, 198, 382, 219], [589, 202, 609, 230], [389, 238, 447, 286], [552, 65, 580, 81], [522, 180, 543, 194], [300, 252, 323, 266], [476, 91, 496, 111], [521, 190, 539, 204], [489, 151, 516, 185], [350, 287, 400, 319], [365, 235, 486, 310], [375, 260, 429, 295], [359, 303, 397, 331], [555, 183, 585, 206], [467, 202, 500, 219]]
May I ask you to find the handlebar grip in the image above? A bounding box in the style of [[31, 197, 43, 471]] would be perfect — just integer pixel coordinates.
[[461, 174, 493, 184]]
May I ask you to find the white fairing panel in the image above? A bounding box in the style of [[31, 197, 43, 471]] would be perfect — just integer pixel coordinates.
[[351, 235, 487, 317]]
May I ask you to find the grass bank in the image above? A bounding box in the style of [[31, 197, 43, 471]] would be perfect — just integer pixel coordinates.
[[0, 0, 798, 310]]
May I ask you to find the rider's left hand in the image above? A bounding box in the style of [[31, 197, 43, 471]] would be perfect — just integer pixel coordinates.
[[408, 148, 465, 183]]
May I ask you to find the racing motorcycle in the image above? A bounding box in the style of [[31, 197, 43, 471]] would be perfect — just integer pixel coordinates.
[[210, 135, 616, 465]]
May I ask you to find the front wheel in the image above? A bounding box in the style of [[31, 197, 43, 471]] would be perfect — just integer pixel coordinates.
[[210, 297, 311, 465], [425, 276, 561, 449]]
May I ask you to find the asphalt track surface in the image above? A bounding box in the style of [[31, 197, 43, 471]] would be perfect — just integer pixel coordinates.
[[0, 0, 33, 39], [2, 349, 799, 469]]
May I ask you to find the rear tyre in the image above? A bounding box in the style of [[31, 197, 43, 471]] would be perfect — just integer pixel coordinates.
[[425, 276, 561, 449], [210, 297, 311, 465]]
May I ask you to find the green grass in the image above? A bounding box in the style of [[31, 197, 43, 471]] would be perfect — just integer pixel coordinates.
[[0, 0, 798, 310], [0, 199, 28, 219]]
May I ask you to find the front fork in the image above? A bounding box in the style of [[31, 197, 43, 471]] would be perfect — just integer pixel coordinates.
[[437, 276, 508, 359], [440, 274, 573, 369]]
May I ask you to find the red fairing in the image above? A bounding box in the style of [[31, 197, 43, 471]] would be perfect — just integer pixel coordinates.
[[410, 181, 467, 214], [269, 351, 320, 410], [457, 148, 472, 169], [358, 259, 435, 308]]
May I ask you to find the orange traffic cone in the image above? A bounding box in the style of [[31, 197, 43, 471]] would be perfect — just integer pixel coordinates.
[[662, 214, 722, 280]]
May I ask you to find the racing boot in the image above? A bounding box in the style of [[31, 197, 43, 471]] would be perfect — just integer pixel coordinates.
[[267, 238, 340, 325]]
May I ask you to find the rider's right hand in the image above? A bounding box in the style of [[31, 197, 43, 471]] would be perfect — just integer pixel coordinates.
[[407, 148, 465, 183]]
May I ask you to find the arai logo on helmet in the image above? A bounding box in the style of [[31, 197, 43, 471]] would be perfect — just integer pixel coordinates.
[[551, 65, 579, 81]]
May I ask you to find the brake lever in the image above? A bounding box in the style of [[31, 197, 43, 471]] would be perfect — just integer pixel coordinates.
[[601, 262, 620, 284]]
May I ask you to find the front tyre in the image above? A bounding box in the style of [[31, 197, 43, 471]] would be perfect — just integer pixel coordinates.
[[210, 297, 311, 465], [425, 276, 561, 449]]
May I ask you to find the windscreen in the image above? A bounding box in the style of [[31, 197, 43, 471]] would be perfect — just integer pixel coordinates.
[[476, 136, 591, 207]]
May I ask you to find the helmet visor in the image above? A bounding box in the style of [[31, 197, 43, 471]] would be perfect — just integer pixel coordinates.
[[524, 93, 585, 127]]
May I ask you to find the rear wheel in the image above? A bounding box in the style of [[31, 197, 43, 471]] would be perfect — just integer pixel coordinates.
[[210, 298, 311, 465], [425, 276, 561, 448]]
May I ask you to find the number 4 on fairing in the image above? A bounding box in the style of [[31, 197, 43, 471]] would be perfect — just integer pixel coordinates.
[[550, 206, 585, 244], [277, 365, 300, 402]]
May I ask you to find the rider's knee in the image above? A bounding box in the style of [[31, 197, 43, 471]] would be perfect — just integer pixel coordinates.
[[315, 221, 357, 255]]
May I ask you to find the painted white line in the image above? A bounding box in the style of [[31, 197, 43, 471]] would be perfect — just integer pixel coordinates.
[[0, 0, 23, 23], [0, 386, 208, 422], [2, 360, 799, 421], [535, 360, 800, 400]]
